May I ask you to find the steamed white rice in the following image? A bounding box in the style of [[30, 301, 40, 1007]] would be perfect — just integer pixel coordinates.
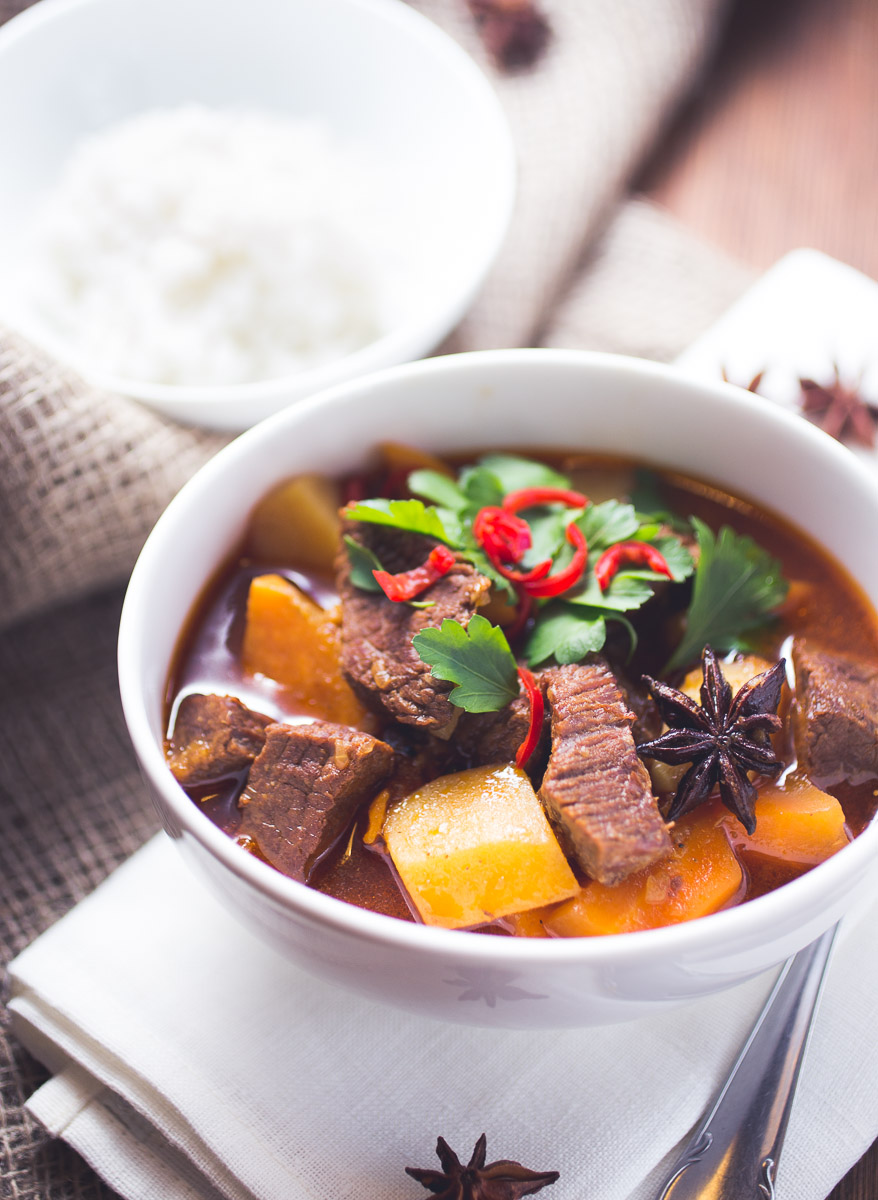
[[11, 105, 389, 387]]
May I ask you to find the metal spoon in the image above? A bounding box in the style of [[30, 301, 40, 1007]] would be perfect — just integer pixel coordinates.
[[654, 923, 838, 1199]]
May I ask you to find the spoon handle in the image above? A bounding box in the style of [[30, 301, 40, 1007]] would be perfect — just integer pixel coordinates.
[[654, 924, 838, 1200]]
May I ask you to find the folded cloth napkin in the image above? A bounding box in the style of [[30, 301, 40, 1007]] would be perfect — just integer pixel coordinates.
[[7, 835, 878, 1200]]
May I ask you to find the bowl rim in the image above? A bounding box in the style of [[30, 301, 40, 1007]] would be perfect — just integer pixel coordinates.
[[119, 347, 878, 965], [0, 0, 517, 410]]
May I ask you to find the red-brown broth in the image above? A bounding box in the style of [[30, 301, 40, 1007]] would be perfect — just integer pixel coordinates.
[[165, 458, 878, 932]]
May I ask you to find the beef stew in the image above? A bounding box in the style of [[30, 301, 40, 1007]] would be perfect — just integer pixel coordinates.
[[164, 449, 878, 937]]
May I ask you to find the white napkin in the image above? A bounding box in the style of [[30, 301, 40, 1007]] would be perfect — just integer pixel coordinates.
[[8, 833, 878, 1200], [10, 249, 878, 1199]]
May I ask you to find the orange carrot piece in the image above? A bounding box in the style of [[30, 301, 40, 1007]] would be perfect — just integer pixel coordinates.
[[722, 776, 850, 867], [539, 801, 743, 936], [241, 573, 369, 727]]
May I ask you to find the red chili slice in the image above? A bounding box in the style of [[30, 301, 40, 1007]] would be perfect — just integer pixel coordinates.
[[515, 665, 544, 769], [472, 506, 532, 565], [373, 545, 456, 602], [520, 522, 588, 598], [493, 557, 553, 586], [593, 541, 674, 591], [502, 486, 588, 514]]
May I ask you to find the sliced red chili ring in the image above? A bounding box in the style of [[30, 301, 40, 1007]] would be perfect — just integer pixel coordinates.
[[472, 506, 532, 566], [593, 541, 674, 592], [520, 522, 588, 598], [515, 665, 544, 769], [373, 544, 456, 602], [502, 486, 588, 514], [493, 557, 553, 585]]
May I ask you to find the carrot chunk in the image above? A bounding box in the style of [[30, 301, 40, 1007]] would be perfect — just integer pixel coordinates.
[[722, 775, 850, 867], [241, 573, 368, 727], [539, 801, 743, 936]]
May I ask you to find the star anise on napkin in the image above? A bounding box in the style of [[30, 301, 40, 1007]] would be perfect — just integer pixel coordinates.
[[466, 0, 551, 70], [798, 365, 878, 447], [406, 1133, 559, 1199], [637, 646, 786, 835]]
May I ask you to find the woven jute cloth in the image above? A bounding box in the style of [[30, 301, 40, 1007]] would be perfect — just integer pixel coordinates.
[[0, 1, 752, 1196]]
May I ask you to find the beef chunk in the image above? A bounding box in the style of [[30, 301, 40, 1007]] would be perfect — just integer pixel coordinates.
[[337, 520, 490, 737], [455, 670, 551, 770], [167, 693, 271, 785], [237, 721, 394, 881], [792, 639, 878, 784], [539, 660, 671, 884]]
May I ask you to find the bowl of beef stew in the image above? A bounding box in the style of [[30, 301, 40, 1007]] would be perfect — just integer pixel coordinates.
[[119, 349, 878, 1027]]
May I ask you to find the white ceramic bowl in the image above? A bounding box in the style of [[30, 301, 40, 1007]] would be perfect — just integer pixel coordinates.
[[0, 0, 514, 431], [119, 349, 878, 1027]]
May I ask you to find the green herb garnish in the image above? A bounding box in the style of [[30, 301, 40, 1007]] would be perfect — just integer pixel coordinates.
[[665, 517, 788, 671], [343, 534, 383, 592], [412, 614, 520, 712], [344, 498, 452, 542]]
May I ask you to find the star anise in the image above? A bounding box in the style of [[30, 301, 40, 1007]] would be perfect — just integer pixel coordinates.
[[637, 646, 786, 835], [406, 1134, 559, 1199], [721, 366, 764, 394], [798, 364, 878, 447], [466, 0, 551, 71]]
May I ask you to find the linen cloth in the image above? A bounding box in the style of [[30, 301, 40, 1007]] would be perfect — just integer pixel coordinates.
[[0, 0, 833, 1197], [8, 835, 878, 1200]]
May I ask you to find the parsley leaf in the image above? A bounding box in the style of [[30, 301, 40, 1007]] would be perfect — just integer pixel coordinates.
[[406, 469, 466, 511], [345, 498, 451, 542], [409, 466, 507, 519], [567, 570, 659, 613], [412, 614, 519, 712], [525, 604, 607, 666], [576, 499, 640, 549], [666, 517, 788, 671], [647, 534, 695, 582], [477, 453, 570, 493], [457, 465, 505, 512], [343, 535, 383, 592]]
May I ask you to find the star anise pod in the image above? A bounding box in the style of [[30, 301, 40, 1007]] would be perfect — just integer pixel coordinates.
[[406, 1133, 559, 1199], [466, 0, 551, 71], [637, 646, 786, 835], [721, 366, 764, 394], [798, 364, 878, 447]]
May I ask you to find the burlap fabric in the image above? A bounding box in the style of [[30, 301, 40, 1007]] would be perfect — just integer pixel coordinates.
[[0, 2, 750, 1196]]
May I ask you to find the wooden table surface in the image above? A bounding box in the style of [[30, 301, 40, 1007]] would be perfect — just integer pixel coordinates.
[[0, 0, 874, 1196], [641, 1, 878, 1196]]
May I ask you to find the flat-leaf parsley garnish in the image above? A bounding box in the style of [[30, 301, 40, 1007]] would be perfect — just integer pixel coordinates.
[[344, 497, 452, 542], [412, 614, 519, 712], [665, 517, 788, 671]]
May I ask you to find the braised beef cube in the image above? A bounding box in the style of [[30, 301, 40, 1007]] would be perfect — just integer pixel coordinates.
[[167, 693, 272, 785], [539, 660, 671, 884], [455, 670, 550, 770], [792, 639, 878, 784], [616, 675, 662, 744], [337, 521, 490, 737], [237, 721, 394, 881]]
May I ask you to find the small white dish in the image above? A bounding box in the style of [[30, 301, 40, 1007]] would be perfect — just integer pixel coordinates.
[[0, 0, 514, 431], [677, 248, 878, 472], [118, 348, 878, 1028]]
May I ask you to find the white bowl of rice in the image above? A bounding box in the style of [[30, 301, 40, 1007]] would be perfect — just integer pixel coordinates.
[[0, 0, 515, 431]]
